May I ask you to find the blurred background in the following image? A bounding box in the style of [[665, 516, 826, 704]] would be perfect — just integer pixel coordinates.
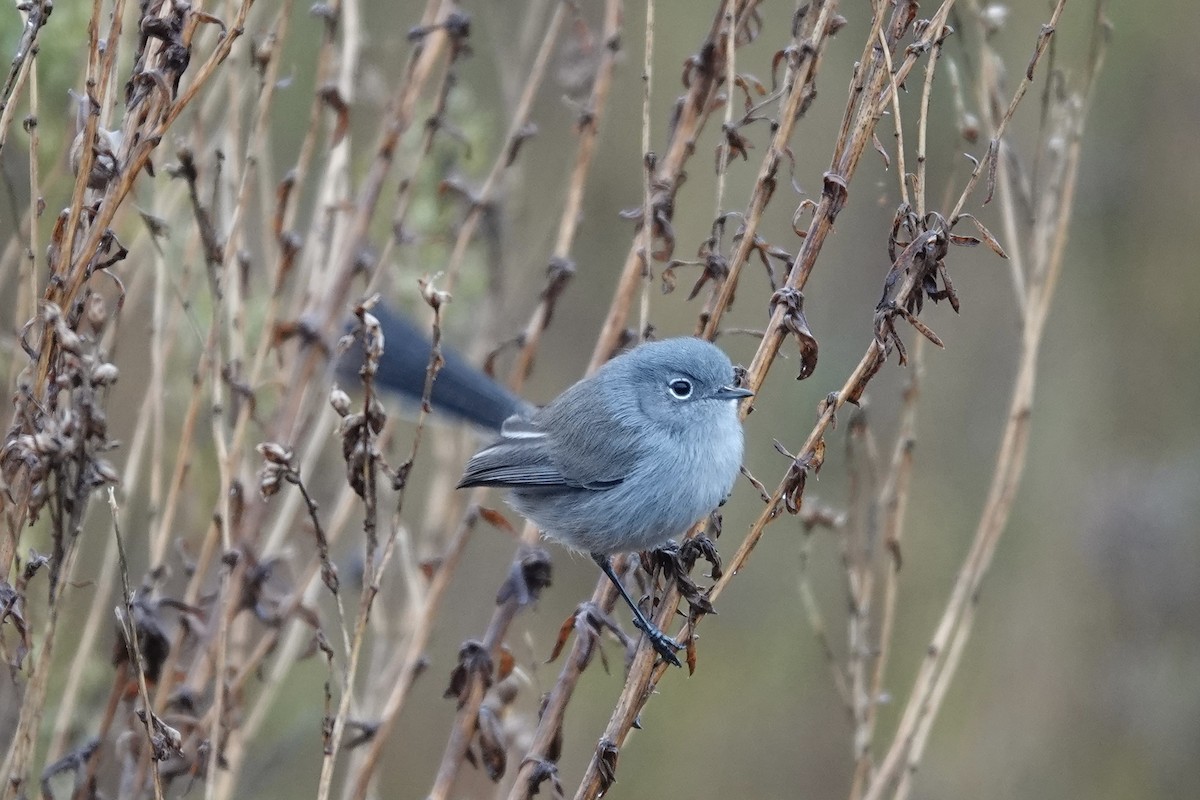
[[2, 1, 1198, 798]]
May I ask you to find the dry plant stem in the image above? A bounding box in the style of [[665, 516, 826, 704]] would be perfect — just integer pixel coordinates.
[[208, 450, 385, 793], [502, 559, 633, 800], [427, 587, 535, 800], [848, 25, 937, 792], [5, 0, 253, 580], [267, 0, 450, 454], [700, 0, 838, 338], [1, 507, 87, 797], [332, 324, 444, 793], [589, 0, 763, 370], [107, 489, 166, 800], [861, 5, 1102, 798], [47, 381, 161, 760], [511, 0, 622, 382], [891, 53, 1103, 800], [846, 420, 881, 778], [278, 0, 344, 240], [864, 256, 1051, 800], [0, 0, 51, 155], [798, 537, 855, 714], [636, 0, 656, 340], [848, 341, 923, 800], [317, 535, 402, 800], [56, 0, 129, 277], [342, 509, 481, 800], [442, 0, 566, 293], [50, 0, 251, 318], [878, 27, 910, 209], [713, 0, 738, 222], [946, 0, 1068, 224], [424, 2, 625, 794], [253, 0, 365, 567], [25, 60, 41, 323], [233, 477, 368, 735], [340, 4, 619, 782]]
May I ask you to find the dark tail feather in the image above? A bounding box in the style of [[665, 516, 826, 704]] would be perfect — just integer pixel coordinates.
[[337, 303, 527, 432]]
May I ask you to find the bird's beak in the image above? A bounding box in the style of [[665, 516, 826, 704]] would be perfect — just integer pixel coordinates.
[[715, 385, 754, 401]]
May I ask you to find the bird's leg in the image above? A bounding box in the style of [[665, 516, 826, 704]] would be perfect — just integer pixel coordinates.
[[591, 553, 682, 668]]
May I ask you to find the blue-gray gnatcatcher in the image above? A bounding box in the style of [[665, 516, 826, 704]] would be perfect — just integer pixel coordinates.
[[355, 307, 753, 666]]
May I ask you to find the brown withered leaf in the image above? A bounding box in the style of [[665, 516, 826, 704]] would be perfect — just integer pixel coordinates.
[[479, 506, 518, 537], [984, 138, 1000, 205], [477, 706, 507, 781], [740, 464, 771, 503], [872, 132, 891, 170], [111, 596, 171, 683], [783, 469, 807, 514], [524, 758, 562, 798], [21, 550, 49, 582], [682, 535, 723, 580], [717, 124, 754, 169], [596, 738, 620, 792], [690, 254, 729, 301], [546, 601, 628, 668], [777, 439, 826, 515], [496, 645, 516, 682], [792, 198, 818, 237], [644, 543, 712, 619], [811, 438, 826, 474], [546, 612, 578, 664], [444, 641, 493, 708], [770, 287, 818, 380], [495, 547, 552, 607], [660, 259, 688, 295], [893, 305, 946, 349], [956, 212, 1008, 258], [0, 581, 30, 668]]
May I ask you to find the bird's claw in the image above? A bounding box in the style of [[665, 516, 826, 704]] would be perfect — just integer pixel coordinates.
[[634, 617, 683, 668]]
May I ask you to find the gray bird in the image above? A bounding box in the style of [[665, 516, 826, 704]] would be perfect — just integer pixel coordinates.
[[457, 337, 752, 666]]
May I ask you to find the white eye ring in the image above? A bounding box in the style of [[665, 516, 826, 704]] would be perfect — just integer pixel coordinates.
[[668, 378, 693, 399]]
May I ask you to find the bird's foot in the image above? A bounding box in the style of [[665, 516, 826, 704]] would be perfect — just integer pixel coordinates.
[[633, 617, 683, 668]]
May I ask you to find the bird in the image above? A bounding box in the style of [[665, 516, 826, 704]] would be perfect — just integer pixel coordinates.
[[456, 337, 752, 666]]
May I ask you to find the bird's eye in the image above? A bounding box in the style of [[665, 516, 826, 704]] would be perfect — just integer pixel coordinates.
[[668, 378, 693, 399]]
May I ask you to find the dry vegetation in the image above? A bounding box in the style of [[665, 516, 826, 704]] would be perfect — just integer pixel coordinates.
[[0, 0, 1107, 798]]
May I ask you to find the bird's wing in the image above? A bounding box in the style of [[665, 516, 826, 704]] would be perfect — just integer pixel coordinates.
[[457, 413, 632, 490]]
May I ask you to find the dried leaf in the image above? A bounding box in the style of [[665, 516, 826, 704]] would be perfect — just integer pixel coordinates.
[[957, 212, 1009, 258], [479, 506, 517, 537], [596, 738, 620, 792], [477, 706, 507, 781], [496, 645, 516, 681], [495, 548, 552, 606], [770, 287, 819, 380], [872, 132, 891, 169], [547, 613, 577, 664], [443, 641, 492, 707]]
